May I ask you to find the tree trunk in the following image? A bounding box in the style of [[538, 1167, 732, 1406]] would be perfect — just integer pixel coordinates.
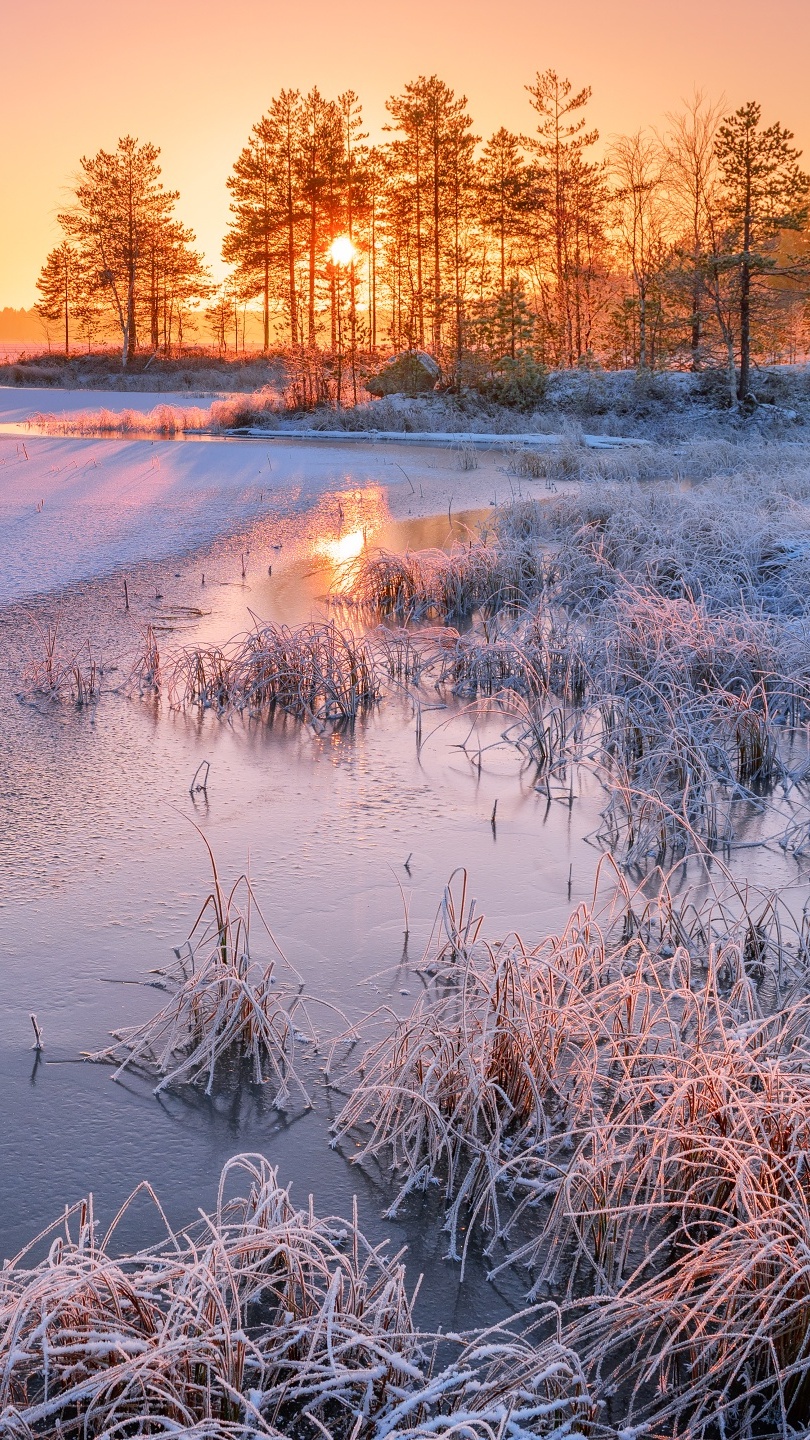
[[690, 253, 701, 369], [737, 154, 753, 405], [738, 251, 751, 403], [308, 194, 317, 343], [415, 130, 424, 348], [370, 193, 377, 351], [151, 250, 159, 351], [122, 267, 136, 369], [432, 138, 441, 355], [264, 244, 270, 352]]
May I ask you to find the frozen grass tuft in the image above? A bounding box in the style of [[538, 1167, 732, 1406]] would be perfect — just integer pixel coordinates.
[[169, 618, 380, 728], [341, 544, 551, 623], [29, 389, 283, 436], [91, 836, 317, 1104], [22, 614, 100, 707], [335, 864, 810, 1433], [0, 1154, 600, 1439], [339, 463, 810, 865]]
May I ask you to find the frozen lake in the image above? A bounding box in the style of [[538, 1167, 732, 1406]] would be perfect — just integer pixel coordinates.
[[3, 404, 808, 1356]]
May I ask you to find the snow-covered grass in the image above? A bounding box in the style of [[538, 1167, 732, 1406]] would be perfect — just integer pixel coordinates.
[[328, 462, 810, 864], [10, 387, 810, 1437], [0, 1152, 598, 1439], [13, 361, 810, 441], [333, 863, 810, 1435], [26, 388, 283, 436]]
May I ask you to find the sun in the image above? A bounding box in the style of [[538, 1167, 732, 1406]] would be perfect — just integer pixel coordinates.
[[329, 235, 356, 266]]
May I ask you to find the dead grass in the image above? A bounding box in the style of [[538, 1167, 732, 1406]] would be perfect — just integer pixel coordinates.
[[341, 544, 551, 623], [90, 835, 317, 1104], [338, 464, 810, 866], [334, 857, 810, 1434], [0, 1154, 600, 1439], [21, 614, 100, 707], [168, 618, 380, 728]]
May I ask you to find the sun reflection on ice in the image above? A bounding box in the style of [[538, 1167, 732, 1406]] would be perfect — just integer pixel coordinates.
[[320, 529, 365, 564], [311, 484, 389, 592]]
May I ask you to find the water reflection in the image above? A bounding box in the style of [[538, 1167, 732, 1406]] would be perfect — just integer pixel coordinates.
[[319, 528, 365, 565]]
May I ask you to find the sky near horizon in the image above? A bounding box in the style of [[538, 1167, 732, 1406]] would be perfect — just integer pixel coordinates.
[[2, 0, 808, 309]]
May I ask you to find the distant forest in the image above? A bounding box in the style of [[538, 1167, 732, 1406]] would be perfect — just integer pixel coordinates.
[[30, 73, 810, 404], [0, 307, 53, 344]]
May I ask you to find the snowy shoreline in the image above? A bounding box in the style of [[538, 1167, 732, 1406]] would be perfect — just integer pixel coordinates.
[[230, 426, 649, 448]]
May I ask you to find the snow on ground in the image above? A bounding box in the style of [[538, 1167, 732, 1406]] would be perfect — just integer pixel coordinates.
[[0, 390, 516, 606]]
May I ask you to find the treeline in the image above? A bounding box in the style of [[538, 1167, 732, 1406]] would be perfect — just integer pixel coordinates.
[[36, 73, 810, 403]]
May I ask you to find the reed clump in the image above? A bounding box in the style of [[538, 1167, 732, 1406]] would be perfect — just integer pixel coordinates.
[[31, 403, 212, 435], [130, 622, 162, 694], [535, 987, 810, 1434], [30, 390, 282, 437], [23, 616, 100, 707], [334, 863, 720, 1259], [346, 468, 810, 863], [424, 626, 539, 698], [0, 1154, 599, 1440], [335, 865, 810, 1433], [168, 618, 380, 727], [342, 543, 551, 622], [92, 841, 315, 1104]]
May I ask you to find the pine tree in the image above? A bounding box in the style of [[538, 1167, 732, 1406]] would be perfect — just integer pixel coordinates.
[[299, 89, 340, 344], [59, 137, 178, 367], [35, 242, 78, 356], [144, 220, 211, 354], [525, 71, 601, 366], [478, 129, 527, 295], [224, 92, 303, 349], [714, 102, 810, 403], [339, 90, 368, 396], [386, 76, 477, 357]]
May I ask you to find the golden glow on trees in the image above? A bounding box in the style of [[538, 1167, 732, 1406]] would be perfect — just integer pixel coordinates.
[[37, 78, 810, 388]]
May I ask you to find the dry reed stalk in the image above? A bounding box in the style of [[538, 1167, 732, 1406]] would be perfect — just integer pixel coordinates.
[[22, 615, 101, 707], [130, 622, 162, 694]]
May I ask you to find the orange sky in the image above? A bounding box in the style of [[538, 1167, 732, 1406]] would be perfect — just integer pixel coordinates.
[[2, 0, 808, 308]]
